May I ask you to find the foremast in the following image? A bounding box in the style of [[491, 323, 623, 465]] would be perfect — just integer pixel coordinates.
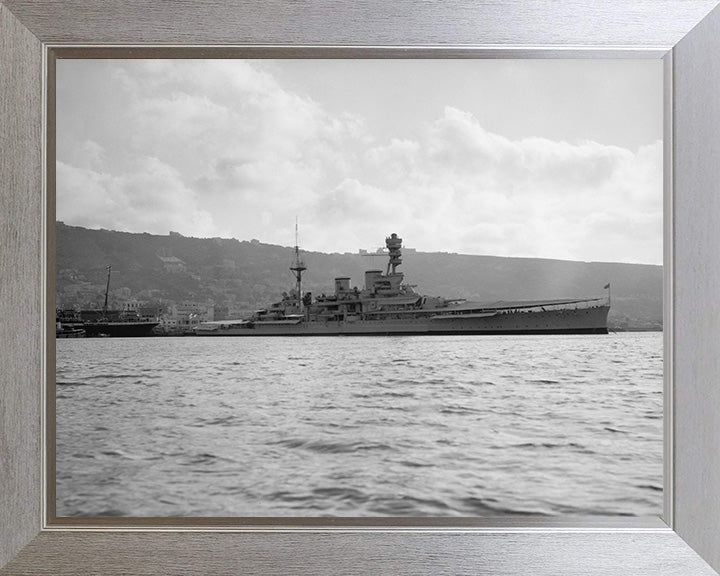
[[289, 220, 306, 310]]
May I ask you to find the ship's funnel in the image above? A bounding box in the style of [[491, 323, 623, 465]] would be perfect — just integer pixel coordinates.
[[335, 277, 351, 295], [364, 270, 383, 291]]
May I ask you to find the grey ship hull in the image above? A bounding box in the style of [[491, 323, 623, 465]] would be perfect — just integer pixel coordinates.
[[196, 232, 612, 337], [196, 304, 610, 337]]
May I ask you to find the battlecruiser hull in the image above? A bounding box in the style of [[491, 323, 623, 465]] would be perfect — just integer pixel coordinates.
[[196, 232, 611, 338], [196, 301, 609, 336]]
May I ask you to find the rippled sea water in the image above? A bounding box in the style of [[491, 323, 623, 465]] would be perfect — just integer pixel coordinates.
[[56, 332, 663, 517]]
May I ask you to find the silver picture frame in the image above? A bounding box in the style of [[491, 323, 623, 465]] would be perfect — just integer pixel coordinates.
[[2, 1, 720, 574]]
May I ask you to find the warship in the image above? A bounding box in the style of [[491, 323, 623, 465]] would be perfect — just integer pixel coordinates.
[[195, 233, 610, 336]]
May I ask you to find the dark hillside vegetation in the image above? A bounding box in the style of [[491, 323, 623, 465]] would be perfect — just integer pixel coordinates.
[[56, 222, 662, 330]]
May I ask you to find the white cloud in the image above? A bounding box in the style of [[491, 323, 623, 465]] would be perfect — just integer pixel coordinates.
[[57, 156, 218, 237], [57, 61, 662, 264], [333, 106, 663, 263]]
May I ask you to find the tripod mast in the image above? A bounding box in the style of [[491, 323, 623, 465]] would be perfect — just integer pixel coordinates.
[[289, 219, 306, 309]]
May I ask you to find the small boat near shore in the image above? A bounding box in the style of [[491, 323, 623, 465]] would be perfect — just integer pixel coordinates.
[[55, 322, 85, 338]]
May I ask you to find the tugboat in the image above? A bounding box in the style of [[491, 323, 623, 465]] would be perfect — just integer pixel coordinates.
[[195, 233, 610, 336], [56, 266, 159, 338], [55, 321, 85, 338]]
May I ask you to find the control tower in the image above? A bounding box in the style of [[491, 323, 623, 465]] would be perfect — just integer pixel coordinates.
[[385, 233, 402, 275]]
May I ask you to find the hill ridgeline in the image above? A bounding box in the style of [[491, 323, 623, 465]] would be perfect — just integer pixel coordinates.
[[56, 223, 662, 331]]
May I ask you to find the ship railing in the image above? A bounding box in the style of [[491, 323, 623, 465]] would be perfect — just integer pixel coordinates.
[[494, 298, 607, 315], [432, 297, 607, 316], [355, 297, 607, 319]]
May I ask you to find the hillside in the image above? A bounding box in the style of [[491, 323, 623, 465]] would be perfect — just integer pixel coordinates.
[[55, 223, 663, 331]]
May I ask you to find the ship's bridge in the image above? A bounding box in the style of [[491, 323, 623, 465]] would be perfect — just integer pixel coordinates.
[[365, 270, 406, 295]]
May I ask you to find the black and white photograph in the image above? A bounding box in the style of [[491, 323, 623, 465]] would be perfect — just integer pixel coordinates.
[[54, 58, 663, 518]]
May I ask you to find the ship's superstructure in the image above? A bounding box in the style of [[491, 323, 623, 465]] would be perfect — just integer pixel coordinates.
[[195, 233, 610, 336]]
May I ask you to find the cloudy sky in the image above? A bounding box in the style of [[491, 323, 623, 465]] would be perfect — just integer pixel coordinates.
[[56, 59, 662, 264]]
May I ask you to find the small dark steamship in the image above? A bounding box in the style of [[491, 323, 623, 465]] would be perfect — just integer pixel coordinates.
[[56, 266, 158, 338]]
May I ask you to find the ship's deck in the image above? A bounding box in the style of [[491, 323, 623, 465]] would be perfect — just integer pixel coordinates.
[[447, 297, 607, 312]]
